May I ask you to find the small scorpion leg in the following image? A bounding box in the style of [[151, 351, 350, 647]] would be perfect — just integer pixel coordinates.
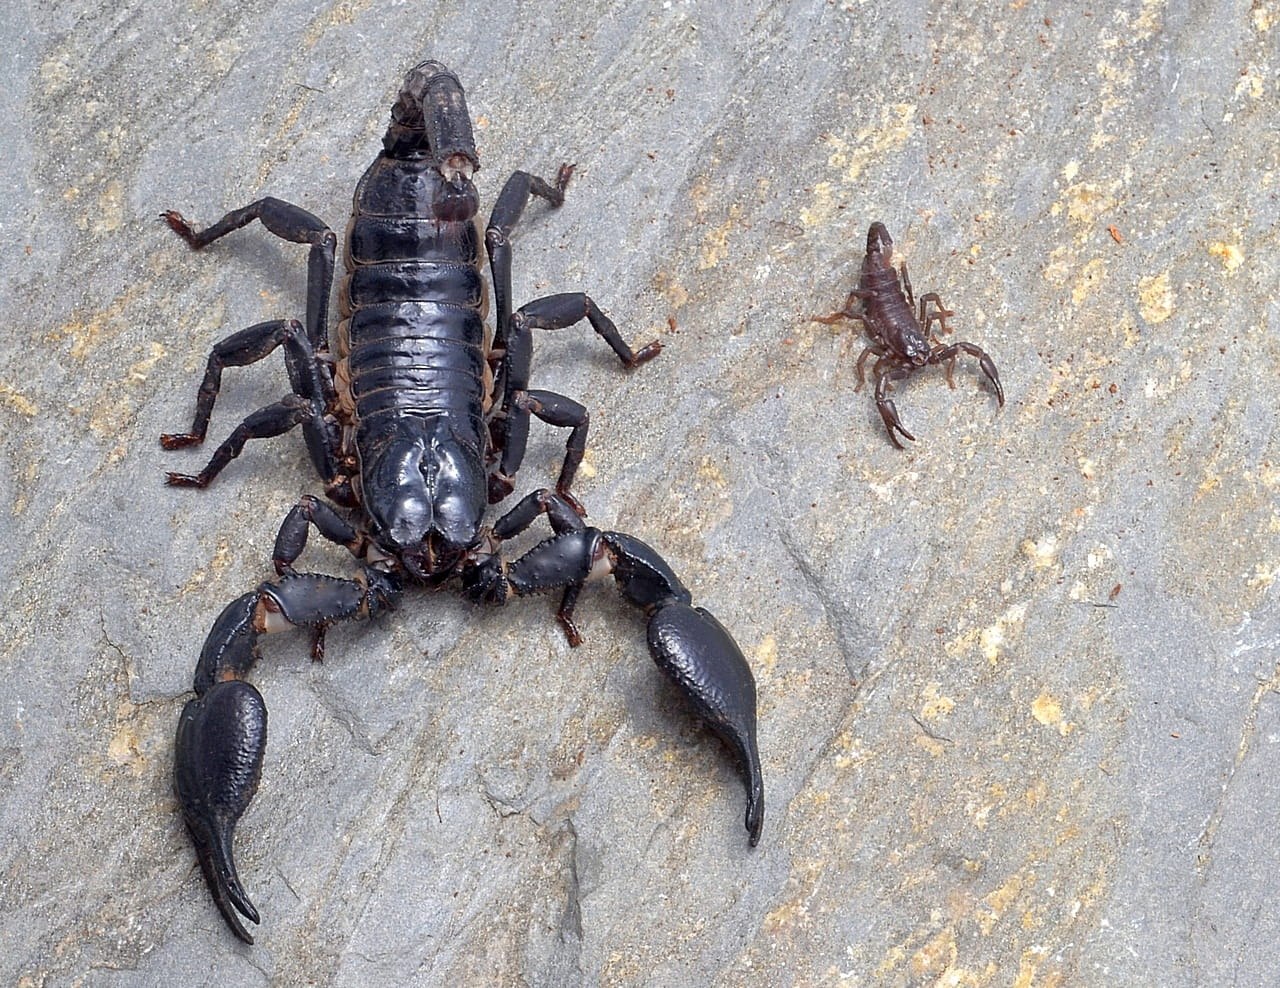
[[931, 341, 1005, 407], [854, 343, 888, 392], [272, 494, 365, 575], [900, 262, 915, 307], [511, 390, 591, 515], [162, 197, 337, 350], [485, 164, 574, 354], [175, 569, 400, 942], [917, 292, 955, 338], [497, 528, 764, 844], [874, 364, 917, 449], [812, 289, 870, 326]]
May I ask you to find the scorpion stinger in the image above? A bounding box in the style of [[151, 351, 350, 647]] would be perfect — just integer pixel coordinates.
[[160, 60, 763, 943]]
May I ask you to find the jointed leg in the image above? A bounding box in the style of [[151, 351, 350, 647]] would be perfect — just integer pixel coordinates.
[[489, 293, 660, 505], [484, 165, 574, 354], [162, 197, 337, 350], [812, 289, 870, 326], [161, 319, 341, 490], [917, 291, 955, 337]]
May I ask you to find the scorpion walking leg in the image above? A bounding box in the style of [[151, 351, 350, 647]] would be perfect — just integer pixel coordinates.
[[174, 570, 400, 943], [489, 293, 662, 506], [917, 292, 954, 337], [497, 527, 764, 844], [161, 319, 342, 492], [485, 165, 574, 353], [930, 341, 1005, 406], [162, 197, 336, 349]]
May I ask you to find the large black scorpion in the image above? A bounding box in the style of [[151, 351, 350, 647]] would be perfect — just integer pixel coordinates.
[[161, 61, 763, 943], [815, 222, 1004, 447]]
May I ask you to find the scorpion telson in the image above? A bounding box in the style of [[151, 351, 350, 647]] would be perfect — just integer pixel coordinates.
[[816, 222, 1004, 448], [161, 60, 763, 944]]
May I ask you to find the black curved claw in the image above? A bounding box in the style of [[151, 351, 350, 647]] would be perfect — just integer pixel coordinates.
[[648, 602, 764, 845], [175, 679, 267, 943]]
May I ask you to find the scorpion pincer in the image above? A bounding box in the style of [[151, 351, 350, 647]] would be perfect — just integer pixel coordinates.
[[816, 222, 1004, 448], [160, 60, 763, 943]]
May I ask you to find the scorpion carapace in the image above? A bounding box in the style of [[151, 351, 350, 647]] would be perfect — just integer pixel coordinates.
[[161, 60, 763, 944], [815, 222, 1004, 448]]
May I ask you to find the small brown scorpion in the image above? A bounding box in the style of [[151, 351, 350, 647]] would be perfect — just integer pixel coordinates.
[[816, 222, 1004, 448]]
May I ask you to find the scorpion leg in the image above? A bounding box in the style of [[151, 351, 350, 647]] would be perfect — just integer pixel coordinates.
[[162, 319, 342, 493], [854, 342, 888, 392], [874, 363, 918, 449], [917, 291, 955, 338], [930, 341, 1005, 407], [162, 197, 336, 349], [485, 164, 574, 354], [175, 569, 400, 943], [498, 527, 763, 844], [488, 293, 661, 505], [812, 289, 870, 326]]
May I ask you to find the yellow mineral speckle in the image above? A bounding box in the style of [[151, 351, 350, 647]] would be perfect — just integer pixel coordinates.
[[1079, 457, 1097, 481], [1031, 691, 1062, 727], [698, 203, 742, 270], [578, 449, 597, 479], [1071, 257, 1107, 306], [0, 383, 37, 417], [1032, 691, 1076, 735], [1208, 241, 1244, 271], [799, 181, 837, 231], [979, 872, 1028, 934], [909, 925, 956, 979], [921, 682, 955, 720], [1138, 270, 1174, 324], [979, 602, 1027, 666], [697, 458, 727, 487], [1247, 563, 1277, 591], [755, 634, 778, 675], [763, 897, 809, 932], [1063, 183, 1118, 227], [825, 103, 917, 184], [1254, 5, 1276, 31], [1022, 534, 1060, 569], [1234, 66, 1265, 100]]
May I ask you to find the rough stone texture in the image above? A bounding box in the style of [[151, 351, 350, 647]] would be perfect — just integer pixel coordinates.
[[2, 1, 1278, 985]]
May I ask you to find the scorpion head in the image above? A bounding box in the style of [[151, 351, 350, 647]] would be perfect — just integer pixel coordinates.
[[363, 424, 486, 579]]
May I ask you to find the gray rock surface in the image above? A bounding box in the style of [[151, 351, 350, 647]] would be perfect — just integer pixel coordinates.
[[2, 1, 1278, 984]]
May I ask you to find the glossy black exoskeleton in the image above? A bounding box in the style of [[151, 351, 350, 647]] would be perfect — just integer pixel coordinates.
[[161, 61, 763, 944]]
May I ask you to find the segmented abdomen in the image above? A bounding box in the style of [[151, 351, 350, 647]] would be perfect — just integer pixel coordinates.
[[337, 156, 490, 448]]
